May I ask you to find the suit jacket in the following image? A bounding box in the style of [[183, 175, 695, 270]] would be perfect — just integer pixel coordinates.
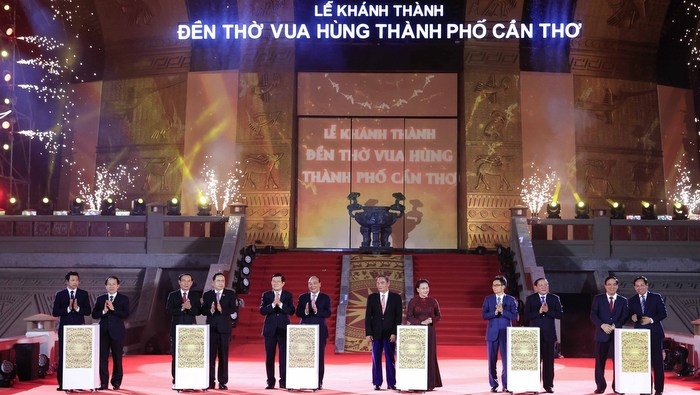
[[590, 293, 629, 342], [628, 291, 666, 336], [296, 292, 332, 340], [524, 292, 563, 341], [482, 293, 518, 341], [52, 288, 92, 333], [91, 293, 130, 341], [365, 291, 402, 340], [201, 288, 237, 334], [259, 289, 295, 337], [166, 289, 202, 337]]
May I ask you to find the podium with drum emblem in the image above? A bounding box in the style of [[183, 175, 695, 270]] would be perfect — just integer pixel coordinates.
[[395, 325, 428, 391], [62, 324, 100, 391], [614, 328, 652, 394], [286, 324, 319, 390], [507, 327, 541, 393], [174, 324, 209, 391]]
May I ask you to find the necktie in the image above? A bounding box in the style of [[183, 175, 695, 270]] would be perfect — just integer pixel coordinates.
[[609, 296, 613, 313], [182, 292, 187, 303], [311, 293, 317, 304], [496, 296, 501, 305], [381, 293, 386, 313], [70, 290, 75, 300], [109, 295, 114, 302], [540, 295, 546, 304], [216, 292, 221, 302], [641, 295, 646, 314]]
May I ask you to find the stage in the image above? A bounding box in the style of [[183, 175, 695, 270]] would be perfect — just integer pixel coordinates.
[[4, 344, 698, 394]]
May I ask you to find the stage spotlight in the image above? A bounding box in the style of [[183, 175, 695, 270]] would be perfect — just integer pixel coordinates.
[[69, 197, 84, 215], [37, 197, 53, 215], [5, 196, 20, 215], [0, 359, 16, 387], [196, 196, 211, 216], [100, 197, 116, 216], [672, 202, 688, 220], [130, 198, 146, 216], [610, 201, 625, 219], [641, 201, 656, 220], [546, 201, 561, 219], [574, 201, 590, 219], [166, 197, 181, 216], [235, 245, 256, 294]]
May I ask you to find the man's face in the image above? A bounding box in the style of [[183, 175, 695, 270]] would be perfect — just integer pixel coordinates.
[[212, 275, 226, 291], [105, 278, 120, 294], [492, 280, 505, 295], [67, 275, 80, 290], [604, 279, 618, 296], [179, 275, 193, 291], [308, 277, 320, 293], [376, 277, 389, 293], [633, 279, 648, 295], [271, 276, 284, 291], [535, 279, 549, 295]]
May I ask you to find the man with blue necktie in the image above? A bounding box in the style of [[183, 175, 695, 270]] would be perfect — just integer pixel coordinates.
[[590, 275, 628, 394], [482, 275, 518, 393], [524, 277, 563, 394], [628, 276, 667, 395]]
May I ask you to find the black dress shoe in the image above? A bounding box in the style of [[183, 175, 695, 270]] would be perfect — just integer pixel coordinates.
[[491, 387, 498, 393], [388, 385, 397, 390], [219, 384, 228, 390], [654, 392, 662, 395], [374, 385, 381, 390], [56, 388, 63, 391], [265, 384, 274, 389], [544, 388, 554, 393], [502, 388, 510, 393], [594, 389, 604, 394], [98, 385, 108, 390], [113, 386, 120, 390]]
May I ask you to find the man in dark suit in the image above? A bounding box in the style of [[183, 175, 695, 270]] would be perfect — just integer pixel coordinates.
[[590, 275, 628, 394], [52, 271, 92, 391], [296, 275, 332, 390], [201, 272, 237, 390], [482, 275, 518, 393], [524, 277, 563, 394], [629, 275, 667, 395], [260, 273, 295, 389], [165, 273, 202, 385], [91, 275, 130, 390], [365, 274, 403, 391]]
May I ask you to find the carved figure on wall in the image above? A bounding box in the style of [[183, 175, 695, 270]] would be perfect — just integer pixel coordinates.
[[253, 73, 282, 103], [583, 159, 616, 195], [142, 157, 177, 192], [607, 0, 646, 28], [242, 153, 282, 190], [470, 0, 517, 18], [115, 0, 153, 26], [631, 163, 656, 196], [247, 110, 283, 140], [474, 154, 512, 191], [474, 74, 510, 104], [576, 87, 655, 124], [483, 110, 508, 139]]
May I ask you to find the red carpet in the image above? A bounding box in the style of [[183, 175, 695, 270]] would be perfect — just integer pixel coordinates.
[[4, 343, 699, 394]]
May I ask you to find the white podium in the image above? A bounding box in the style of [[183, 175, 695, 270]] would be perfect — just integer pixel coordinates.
[[614, 328, 652, 394], [396, 325, 428, 391], [62, 324, 100, 391], [286, 324, 319, 390], [507, 327, 541, 393], [174, 324, 209, 391]]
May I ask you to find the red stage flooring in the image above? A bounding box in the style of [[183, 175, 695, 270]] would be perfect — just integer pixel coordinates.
[[4, 344, 699, 394]]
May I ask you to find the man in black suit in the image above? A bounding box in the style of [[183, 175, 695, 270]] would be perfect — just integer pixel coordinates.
[[629, 275, 667, 395], [524, 277, 563, 394], [91, 276, 130, 390], [165, 273, 202, 385], [201, 272, 237, 390], [52, 271, 92, 391], [296, 275, 332, 390], [590, 275, 628, 394], [365, 274, 403, 391], [260, 273, 294, 389]]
